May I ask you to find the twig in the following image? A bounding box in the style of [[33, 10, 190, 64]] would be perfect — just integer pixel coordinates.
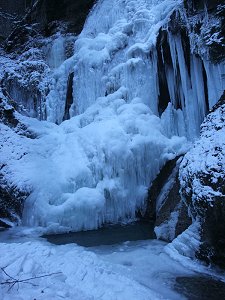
[[1, 271, 62, 284], [1, 267, 62, 291], [1, 268, 16, 281]]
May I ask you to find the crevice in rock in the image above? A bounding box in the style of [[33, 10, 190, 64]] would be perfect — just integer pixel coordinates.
[[156, 30, 171, 115], [202, 62, 210, 112], [63, 72, 74, 121]]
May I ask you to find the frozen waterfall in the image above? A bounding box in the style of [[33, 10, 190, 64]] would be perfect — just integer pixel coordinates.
[[20, 0, 225, 232], [47, 35, 66, 69]]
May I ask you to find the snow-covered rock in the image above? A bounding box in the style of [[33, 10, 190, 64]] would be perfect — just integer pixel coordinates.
[[0, 91, 33, 228], [180, 91, 225, 268]]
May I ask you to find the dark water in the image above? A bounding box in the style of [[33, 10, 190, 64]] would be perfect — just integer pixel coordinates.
[[43, 221, 156, 247], [175, 276, 225, 300]]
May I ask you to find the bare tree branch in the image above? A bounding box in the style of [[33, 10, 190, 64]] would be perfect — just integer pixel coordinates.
[[1, 267, 62, 291], [1, 267, 16, 281]]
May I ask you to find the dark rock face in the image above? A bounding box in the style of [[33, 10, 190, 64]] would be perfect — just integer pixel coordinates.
[[196, 199, 225, 268], [42, 0, 96, 35], [183, 0, 225, 63], [145, 157, 180, 221], [0, 0, 33, 42], [156, 29, 174, 114], [156, 26, 194, 115], [0, 184, 28, 228], [180, 91, 225, 268], [0, 96, 19, 128], [145, 156, 191, 242], [154, 173, 192, 242], [184, 0, 223, 12], [4, 0, 96, 52]]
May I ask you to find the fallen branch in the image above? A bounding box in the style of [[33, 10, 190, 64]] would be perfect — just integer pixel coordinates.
[[1, 267, 62, 291]]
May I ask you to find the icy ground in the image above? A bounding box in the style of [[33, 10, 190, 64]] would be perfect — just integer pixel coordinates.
[[0, 226, 225, 300]]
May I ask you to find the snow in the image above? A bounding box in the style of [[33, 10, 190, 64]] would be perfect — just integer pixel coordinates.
[[179, 101, 225, 209], [1, 226, 224, 300], [155, 210, 179, 241], [0, 47, 50, 120], [0, 240, 159, 300]]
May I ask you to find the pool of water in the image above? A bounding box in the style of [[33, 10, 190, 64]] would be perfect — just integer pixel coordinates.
[[42, 221, 156, 247]]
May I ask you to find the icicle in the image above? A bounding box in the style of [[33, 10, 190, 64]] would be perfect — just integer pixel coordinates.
[[48, 36, 65, 69], [202, 60, 225, 108]]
